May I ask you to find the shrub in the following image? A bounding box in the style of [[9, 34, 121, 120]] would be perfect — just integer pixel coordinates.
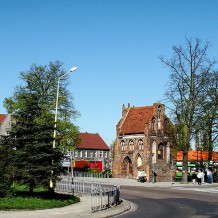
[[0, 182, 14, 197]]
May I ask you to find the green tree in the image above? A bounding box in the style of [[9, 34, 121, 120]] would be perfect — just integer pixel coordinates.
[[195, 71, 218, 158], [4, 61, 80, 154], [3, 61, 80, 191], [0, 136, 15, 196], [160, 38, 217, 183], [6, 93, 64, 192]]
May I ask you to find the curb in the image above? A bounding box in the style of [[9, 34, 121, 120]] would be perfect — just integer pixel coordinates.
[[96, 199, 131, 218]]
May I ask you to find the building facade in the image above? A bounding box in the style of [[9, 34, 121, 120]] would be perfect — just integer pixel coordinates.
[[72, 132, 110, 172], [112, 103, 175, 182], [0, 114, 11, 136]]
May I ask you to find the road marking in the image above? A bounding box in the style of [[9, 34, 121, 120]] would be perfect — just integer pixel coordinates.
[[172, 187, 218, 193]]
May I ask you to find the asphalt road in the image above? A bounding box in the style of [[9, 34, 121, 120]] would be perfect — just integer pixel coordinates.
[[116, 185, 218, 218]]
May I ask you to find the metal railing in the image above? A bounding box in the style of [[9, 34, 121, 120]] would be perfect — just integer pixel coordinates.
[[55, 177, 74, 194], [74, 179, 102, 193], [55, 177, 102, 194], [73, 171, 110, 178], [55, 176, 120, 213], [90, 185, 120, 212]]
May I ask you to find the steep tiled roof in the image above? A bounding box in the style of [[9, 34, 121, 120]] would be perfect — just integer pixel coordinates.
[[77, 132, 110, 150], [0, 114, 7, 125], [119, 106, 155, 135]]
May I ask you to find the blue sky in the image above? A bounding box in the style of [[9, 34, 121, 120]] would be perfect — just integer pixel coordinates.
[[1, 0, 218, 145]]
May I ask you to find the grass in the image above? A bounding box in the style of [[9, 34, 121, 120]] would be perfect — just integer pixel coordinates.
[[0, 185, 80, 210]]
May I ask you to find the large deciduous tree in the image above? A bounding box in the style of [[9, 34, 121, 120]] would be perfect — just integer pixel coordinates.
[[160, 38, 217, 183], [195, 71, 218, 158]]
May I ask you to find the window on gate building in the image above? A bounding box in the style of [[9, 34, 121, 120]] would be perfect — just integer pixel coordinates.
[[151, 117, 156, 131], [121, 140, 125, 151], [129, 140, 134, 151], [152, 141, 157, 163], [158, 144, 163, 159], [138, 139, 143, 150], [166, 142, 170, 163], [158, 105, 161, 120], [137, 155, 142, 167]]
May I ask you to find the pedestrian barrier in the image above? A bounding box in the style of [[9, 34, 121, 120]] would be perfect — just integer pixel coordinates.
[[73, 171, 110, 178], [90, 185, 120, 212], [55, 177, 102, 194], [74, 178, 102, 193], [55, 177, 74, 194], [55, 176, 120, 213]]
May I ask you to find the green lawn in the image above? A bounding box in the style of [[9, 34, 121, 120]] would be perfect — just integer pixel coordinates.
[[0, 185, 80, 210]]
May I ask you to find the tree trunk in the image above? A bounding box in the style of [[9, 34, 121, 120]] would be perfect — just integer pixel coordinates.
[[29, 179, 35, 194], [182, 151, 188, 183]]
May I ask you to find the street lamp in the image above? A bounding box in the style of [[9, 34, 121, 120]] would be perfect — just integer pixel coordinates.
[[53, 66, 78, 148], [50, 67, 77, 189]]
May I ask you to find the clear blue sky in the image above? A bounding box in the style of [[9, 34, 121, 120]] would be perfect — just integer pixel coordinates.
[[1, 0, 218, 145]]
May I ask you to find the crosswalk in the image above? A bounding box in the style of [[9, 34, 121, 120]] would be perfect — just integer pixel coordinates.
[[171, 186, 218, 193]]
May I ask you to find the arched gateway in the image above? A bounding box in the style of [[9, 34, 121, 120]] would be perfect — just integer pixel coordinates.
[[122, 156, 133, 178]]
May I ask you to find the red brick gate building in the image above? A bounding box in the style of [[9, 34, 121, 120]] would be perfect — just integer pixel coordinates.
[[112, 103, 175, 182]]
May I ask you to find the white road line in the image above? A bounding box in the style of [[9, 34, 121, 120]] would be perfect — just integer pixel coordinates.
[[172, 187, 218, 193]]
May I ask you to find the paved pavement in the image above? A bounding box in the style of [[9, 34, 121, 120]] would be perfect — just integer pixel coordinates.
[[0, 178, 218, 218]]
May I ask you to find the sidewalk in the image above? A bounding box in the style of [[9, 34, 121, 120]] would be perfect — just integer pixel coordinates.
[[0, 194, 130, 218], [74, 177, 218, 190], [0, 178, 217, 218]]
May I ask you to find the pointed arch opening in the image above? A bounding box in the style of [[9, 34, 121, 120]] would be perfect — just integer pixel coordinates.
[[152, 140, 157, 163], [122, 156, 133, 178], [136, 154, 142, 168]]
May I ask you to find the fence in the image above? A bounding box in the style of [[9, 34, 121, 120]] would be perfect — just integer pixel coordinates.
[[73, 171, 110, 178], [55, 177, 102, 194], [55, 176, 120, 213], [90, 185, 120, 212], [55, 177, 74, 194], [74, 178, 102, 193]]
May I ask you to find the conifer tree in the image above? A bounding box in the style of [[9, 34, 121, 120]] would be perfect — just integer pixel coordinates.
[[8, 93, 63, 192]]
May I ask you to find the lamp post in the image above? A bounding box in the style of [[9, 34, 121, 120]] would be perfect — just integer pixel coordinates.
[[50, 67, 77, 189], [53, 66, 78, 148]]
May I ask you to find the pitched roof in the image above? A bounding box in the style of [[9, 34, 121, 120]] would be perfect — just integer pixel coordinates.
[[0, 114, 7, 125], [119, 106, 155, 135], [77, 132, 110, 150]]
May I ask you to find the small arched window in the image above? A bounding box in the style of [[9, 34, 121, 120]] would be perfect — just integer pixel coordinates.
[[151, 117, 155, 131], [152, 141, 156, 163], [158, 105, 162, 120], [164, 118, 169, 135], [137, 155, 142, 167], [166, 142, 170, 163], [129, 140, 134, 151], [121, 140, 125, 151], [138, 139, 143, 150], [158, 144, 163, 159]]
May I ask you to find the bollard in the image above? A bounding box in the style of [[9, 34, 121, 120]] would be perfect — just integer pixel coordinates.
[[113, 185, 118, 205]]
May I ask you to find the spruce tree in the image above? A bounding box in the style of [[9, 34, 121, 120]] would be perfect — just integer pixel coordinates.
[[9, 92, 63, 193]]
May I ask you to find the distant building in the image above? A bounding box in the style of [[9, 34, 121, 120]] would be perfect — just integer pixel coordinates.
[[0, 114, 11, 136], [72, 132, 110, 172], [112, 103, 175, 182]]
